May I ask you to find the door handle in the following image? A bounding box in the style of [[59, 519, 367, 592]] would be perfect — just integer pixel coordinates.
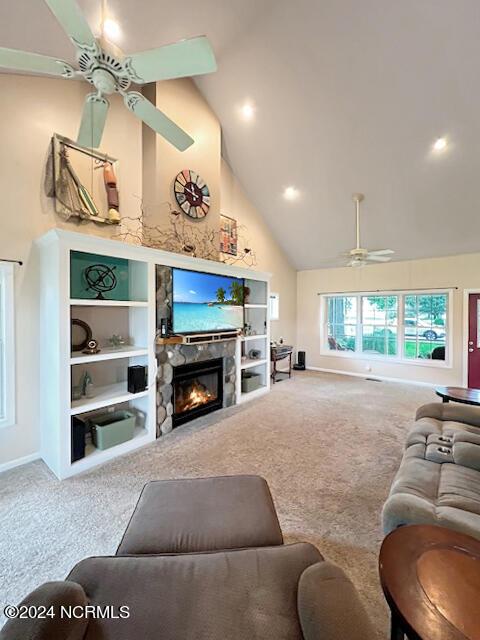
[[469, 348, 474, 353], [469, 341, 474, 346]]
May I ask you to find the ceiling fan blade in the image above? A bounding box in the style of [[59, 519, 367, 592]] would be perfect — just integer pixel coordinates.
[[124, 92, 194, 151], [124, 36, 217, 84], [366, 255, 391, 262], [77, 94, 109, 149], [0, 47, 74, 77], [367, 249, 395, 256], [44, 0, 97, 49]]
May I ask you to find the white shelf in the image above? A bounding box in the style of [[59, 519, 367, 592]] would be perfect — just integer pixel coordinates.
[[71, 382, 149, 416], [239, 386, 269, 404], [244, 303, 267, 309], [241, 358, 268, 370], [70, 345, 148, 364], [71, 426, 150, 473], [242, 334, 267, 342], [70, 299, 148, 307]]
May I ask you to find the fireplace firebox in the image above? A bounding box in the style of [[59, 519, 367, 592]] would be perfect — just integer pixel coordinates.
[[172, 358, 224, 427]]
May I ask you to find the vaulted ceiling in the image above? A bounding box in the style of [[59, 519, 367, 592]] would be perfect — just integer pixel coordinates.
[[2, 0, 480, 269]]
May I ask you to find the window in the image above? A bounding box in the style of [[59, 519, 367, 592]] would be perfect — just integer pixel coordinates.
[[326, 296, 356, 352], [404, 294, 447, 360], [322, 290, 450, 365], [362, 295, 398, 357], [269, 293, 280, 321], [0, 263, 15, 428]]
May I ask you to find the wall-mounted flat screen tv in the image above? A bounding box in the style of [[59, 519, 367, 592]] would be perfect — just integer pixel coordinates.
[[172, 268, 244, 334]]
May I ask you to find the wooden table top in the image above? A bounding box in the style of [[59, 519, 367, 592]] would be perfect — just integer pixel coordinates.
[[435, 386, 480, 406], [379, 525, 480, 640]]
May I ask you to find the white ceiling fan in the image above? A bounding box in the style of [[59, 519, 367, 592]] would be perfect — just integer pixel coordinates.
[[340, 193, 394, 267], [0, 0, 217, 150]]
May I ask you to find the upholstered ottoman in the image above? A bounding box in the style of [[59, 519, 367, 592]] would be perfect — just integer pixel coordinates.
[[117, 475, 284, 555]]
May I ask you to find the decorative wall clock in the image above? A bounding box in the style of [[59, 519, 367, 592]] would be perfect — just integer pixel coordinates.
[[174, 169, 211, 219]]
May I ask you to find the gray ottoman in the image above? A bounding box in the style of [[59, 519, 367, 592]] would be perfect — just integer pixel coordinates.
[[117, 475, 284, 555]]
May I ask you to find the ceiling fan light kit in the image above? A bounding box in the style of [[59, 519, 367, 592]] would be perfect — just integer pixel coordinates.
[[0, 0, 217, 151]]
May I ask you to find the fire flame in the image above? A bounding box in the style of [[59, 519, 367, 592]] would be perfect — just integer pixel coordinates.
[[180, 384, 214, 412]]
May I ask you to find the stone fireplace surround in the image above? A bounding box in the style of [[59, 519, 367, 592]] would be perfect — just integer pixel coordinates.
[[155, 265, 237, 437]]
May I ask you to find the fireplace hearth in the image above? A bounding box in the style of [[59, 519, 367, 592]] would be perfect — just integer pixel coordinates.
[[172, 358, 224, 427]]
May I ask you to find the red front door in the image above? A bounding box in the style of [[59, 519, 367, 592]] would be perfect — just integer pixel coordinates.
[[468, 293, 480, 388]]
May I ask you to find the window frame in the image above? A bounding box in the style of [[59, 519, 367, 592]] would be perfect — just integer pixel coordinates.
[[269, 292, 280, 321], [320, 289, 452, 368], [0, 263, 15, 428]]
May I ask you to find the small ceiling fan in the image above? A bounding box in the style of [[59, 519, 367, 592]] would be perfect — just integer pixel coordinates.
[[0, 0, 217, 150], [341, 193, 394, 267]]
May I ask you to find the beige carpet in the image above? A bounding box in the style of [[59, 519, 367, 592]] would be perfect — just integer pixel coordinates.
[[0, 371, 432, 635]]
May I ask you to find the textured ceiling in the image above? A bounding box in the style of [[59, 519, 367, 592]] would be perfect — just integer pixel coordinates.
[[1, 0, 480, 269]]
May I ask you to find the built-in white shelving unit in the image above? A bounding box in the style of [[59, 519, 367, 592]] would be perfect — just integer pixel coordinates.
[[70, 346, 149, 364], [241, 358, 268, 370], [38, 229, 271, 479], [70, 382, 149, 415], [242, 334, 267, 342], [70, 299, 149, 307], [236, 278, 271, 404]]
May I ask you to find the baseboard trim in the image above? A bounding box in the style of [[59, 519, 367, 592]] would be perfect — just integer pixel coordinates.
[[0, 452, 40, 474], [306, 366, 437, 388]]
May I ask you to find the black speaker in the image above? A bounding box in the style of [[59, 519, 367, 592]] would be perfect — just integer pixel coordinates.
[[128, 365, 147, 393], [160, 317, 168, 337], [71, 416, 86, 462], [293, 350, 306, 370]]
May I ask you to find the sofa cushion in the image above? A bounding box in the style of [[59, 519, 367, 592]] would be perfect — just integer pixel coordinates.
[[297, 561, 375, 640], [117, 475, 283, 555], [0, 581, 88, 640], [68, 543, 323, 640], [383, 449, 480, 539], [406, 417, 480, 447]]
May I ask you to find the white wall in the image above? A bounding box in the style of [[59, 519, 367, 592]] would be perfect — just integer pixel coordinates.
[[297, 253, 480, 384], [0, 74, 296, 469], [221, 160, 297, 343], [0, 75, 142, 468]]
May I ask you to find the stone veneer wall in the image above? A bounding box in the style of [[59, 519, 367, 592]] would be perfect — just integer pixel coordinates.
[[155, 265, 237, 437]]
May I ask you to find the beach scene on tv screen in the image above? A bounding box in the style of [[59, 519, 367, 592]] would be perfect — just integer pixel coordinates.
[[173, 269, 244, 333]]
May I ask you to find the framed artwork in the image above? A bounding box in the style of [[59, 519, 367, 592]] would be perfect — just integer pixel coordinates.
[[219, 214, 238, 255]]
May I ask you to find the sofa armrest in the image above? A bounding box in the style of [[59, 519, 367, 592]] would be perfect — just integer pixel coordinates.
[[416, 402, 480, 427], [297, 561, 376, 640], [0, 582, 88, 640]]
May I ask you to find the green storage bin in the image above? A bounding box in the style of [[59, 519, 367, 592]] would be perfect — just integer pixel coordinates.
[[91, 411, 136, 450], [241, 371, 262, 393]]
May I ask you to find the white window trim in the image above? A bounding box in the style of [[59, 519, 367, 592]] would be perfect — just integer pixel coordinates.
[[319, 289, 453, 369], [0, 263, 15, 428], [269, 292, 280, 321]]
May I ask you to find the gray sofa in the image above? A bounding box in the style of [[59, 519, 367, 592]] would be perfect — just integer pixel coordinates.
[[1, 475, 375, 640], [383, 403, 480, 538]]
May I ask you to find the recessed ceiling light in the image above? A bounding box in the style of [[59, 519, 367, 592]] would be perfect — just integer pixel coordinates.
[[433, 137, 447, 152], [103, 18, 121, 41], [283, 186, 299, 201], [240, 103, 255, 120]]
